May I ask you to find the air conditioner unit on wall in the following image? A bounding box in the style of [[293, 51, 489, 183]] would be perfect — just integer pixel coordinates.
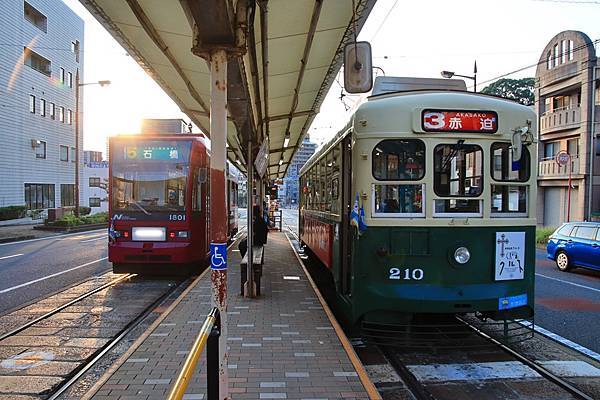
[[31, 139, 41, 148]]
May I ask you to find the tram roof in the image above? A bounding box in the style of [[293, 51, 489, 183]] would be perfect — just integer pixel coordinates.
[[79, 0, 376, 178]]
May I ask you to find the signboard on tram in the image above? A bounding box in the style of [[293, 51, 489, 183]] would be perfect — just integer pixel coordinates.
[[254, 138, 269, 178], [422, 110, 498, 133]]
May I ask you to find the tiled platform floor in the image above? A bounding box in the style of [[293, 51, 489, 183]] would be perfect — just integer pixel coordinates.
[[87, 232, 375, 400]]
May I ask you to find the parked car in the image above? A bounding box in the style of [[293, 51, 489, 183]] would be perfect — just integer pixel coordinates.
[[546, 222, 600, 272]]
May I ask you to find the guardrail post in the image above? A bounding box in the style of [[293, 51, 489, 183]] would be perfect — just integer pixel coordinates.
[[207, 311, 221, 400]]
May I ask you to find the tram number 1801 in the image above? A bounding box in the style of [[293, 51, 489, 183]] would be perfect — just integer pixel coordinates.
[[389, 268, 424, 281]]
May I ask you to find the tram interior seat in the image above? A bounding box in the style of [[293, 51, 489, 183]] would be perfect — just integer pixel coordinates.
[[240, 245, 264, 296]]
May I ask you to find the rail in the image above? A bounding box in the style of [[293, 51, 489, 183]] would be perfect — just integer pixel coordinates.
[[167, 307, 221, 400]]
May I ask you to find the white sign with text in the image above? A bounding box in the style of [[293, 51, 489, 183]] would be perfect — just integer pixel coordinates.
[[495, 232, 525, 281]]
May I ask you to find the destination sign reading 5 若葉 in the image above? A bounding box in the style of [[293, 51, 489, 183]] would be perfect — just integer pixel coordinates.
[[422, 110, 498, 133]]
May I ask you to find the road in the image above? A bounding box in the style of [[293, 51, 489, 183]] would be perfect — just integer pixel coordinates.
[[278, 208, 600, 354], [0, 229, 109, 314]]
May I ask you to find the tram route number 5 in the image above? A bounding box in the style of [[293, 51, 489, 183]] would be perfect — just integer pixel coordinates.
[[389, 267, 424, 281], [210, 243, 227, 270]]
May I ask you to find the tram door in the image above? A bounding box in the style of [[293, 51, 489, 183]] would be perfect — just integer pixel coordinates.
[[340, 134, 352, 295]]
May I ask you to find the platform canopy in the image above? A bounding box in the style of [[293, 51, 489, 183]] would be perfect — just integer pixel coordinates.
[[80, 0, 376, 178]]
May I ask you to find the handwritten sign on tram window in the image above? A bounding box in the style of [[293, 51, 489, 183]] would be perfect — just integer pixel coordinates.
[[422, 110, 498, 133], [495, 232, 525, 281]]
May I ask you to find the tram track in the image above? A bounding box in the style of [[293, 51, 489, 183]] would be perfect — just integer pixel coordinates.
[[377, 316, 596, 400]]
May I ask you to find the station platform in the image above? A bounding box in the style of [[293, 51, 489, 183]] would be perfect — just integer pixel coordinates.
[[84, 232, 379, 400]]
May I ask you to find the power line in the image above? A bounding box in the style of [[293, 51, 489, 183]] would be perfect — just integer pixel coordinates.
[[530, 0, 600, 4], [369, 0, 399, 41]]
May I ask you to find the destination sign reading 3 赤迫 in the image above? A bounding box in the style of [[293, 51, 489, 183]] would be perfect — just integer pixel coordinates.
[[422, 110, 498, 133], [494, 232, 525, 281]]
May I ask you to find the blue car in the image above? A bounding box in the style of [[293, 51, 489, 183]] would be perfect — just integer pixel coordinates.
[[546, 222, 600, 272]]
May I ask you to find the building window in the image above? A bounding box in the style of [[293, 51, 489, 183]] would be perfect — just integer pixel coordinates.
[[59, 67, 65, 84], [24, 2, 47, 33], [60, 145, 69, 161], [568, 40, 574, 61], [24, 48, 51, 76], [40, 98, 46, 116], [24, 183, 55, 210], [71, 147, 76, 163], [546, 51, 552, 70], [89, 177, 101, 187], [544, 142, 559, 159], [29, 95, 35, 113], [89, 197, 101, 207], [561, 39, 568, 64], [35, 140, 46, 159], [49, 103, 55, 120], [59, 106, 64, 122], [553, 44, 560, 66], [61, 184, 75, 207], [71, 41, 80, 63], [66, 109, 72, 125], [567, 138, 579, 157]]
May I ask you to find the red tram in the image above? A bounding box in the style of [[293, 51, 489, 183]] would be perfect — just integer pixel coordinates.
[[108, 134, 238, 275]]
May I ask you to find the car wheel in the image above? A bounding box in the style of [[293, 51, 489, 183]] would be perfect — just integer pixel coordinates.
[[555, 251, 573, 272]]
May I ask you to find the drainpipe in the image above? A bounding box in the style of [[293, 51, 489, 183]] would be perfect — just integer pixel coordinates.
[[588, 66, 598, 220]]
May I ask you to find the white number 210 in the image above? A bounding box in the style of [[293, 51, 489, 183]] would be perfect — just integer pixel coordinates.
[[389, 268, 424, 280]]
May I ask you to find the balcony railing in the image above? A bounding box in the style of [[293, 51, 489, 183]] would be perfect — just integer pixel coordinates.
[[540, 105, 581, 134], [538, 155, 580, 178]]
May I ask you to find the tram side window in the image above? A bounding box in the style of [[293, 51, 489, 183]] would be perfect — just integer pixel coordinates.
[[491, 143, 530, 182], [373, 139, 425, 181], [434, 144, 483, 197], [320, 157, 328, 211], [491, 185, 527, 214], [373, 184, 423, 216], [330, 144, 341, 214]]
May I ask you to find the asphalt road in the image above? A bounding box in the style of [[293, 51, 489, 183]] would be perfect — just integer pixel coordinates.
[[0, 229, 109, 314], [535, 247, 600, 353]]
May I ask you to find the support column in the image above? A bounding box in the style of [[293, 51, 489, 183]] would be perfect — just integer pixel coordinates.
[[246, 143, 255, 297], [208, 49, 229, 400]]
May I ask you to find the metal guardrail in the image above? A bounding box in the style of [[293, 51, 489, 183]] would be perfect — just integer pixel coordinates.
[[167, 307, 221, 400]]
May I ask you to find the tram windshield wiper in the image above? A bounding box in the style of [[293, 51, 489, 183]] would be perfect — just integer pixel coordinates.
[[130, 200, 151, 215], [440, 139, 465, 172]]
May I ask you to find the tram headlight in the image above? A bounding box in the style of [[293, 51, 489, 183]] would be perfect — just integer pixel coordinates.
[[454, 247, 471, 264]]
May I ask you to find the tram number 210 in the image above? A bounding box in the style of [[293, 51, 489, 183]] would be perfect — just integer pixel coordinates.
[[389, 267, 424, 281]]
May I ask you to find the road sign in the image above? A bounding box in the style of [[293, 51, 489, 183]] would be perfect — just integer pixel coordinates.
[[210, 242, 227, 270], [254, 138, 269, 178], [555, 151, 570, 166]]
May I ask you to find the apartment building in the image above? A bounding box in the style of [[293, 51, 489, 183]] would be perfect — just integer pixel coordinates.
[[0, 1, 83, 210], [280, 137, 317, 206], [535, 30, 599, 226]]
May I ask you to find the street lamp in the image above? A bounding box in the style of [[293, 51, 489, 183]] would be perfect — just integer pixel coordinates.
[[74, 69, 111, 217], [441, 61, 478, 92]]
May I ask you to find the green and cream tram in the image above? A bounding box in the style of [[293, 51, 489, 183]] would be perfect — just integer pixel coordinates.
[[299, 77, 537, 328]]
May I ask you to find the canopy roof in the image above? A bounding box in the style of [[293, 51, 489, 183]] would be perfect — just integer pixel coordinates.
[[80, 0, 376, 177]]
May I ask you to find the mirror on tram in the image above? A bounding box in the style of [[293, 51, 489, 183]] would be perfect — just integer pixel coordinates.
[[344, 41, 373, 93], [511, 128, 523, 162]]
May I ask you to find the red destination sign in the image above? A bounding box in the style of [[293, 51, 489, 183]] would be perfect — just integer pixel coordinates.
[[422, 110, 498, 133]]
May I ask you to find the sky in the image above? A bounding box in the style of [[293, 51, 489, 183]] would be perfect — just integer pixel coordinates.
[[61, 0, 600, 153]]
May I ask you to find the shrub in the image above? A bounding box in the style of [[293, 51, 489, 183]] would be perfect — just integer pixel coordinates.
[[536, 227, 556, 245], [46, 211, 108, 227], [79, 206, 92, 216], [81, 212, 108, 224], [49, 215, 83, 227], [0, 205, 28, 221]]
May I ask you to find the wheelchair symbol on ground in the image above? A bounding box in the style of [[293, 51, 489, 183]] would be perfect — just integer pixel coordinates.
[[210, 243, 227, 270]]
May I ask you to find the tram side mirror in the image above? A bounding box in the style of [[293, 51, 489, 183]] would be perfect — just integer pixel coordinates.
[[511, 129, 524, 162], [344, 41, 373, 94]]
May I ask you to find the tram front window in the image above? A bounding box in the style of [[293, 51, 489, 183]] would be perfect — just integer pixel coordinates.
[[372, 139, 425, 181], [111, 141, 191, 213], [434, 144, 483, 197]]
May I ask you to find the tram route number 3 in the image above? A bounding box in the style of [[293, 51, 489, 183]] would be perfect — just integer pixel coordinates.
[[389, 268, 424, 280]]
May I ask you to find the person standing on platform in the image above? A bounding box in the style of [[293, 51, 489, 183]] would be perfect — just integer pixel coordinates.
[[239, 205, 268, 258]]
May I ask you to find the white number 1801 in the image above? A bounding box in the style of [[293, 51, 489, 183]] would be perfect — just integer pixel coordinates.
[[389, 268, 424, 280]]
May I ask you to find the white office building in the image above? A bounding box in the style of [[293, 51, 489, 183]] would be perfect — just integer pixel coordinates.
[[0, 1, 84, 210], [82, 157, 108, 214]]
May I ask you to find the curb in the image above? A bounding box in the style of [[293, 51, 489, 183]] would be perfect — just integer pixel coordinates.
[[34, 223, 107, 233], [0, 235, 35, 244]]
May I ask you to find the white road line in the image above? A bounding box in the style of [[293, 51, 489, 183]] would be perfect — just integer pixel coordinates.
[[535, 273, 600, 293], [0, 257, 108, 294], [80, 236, 106, 243], [0, 229, 105, 247], [0, 254, 23, 261], [532, 323, 600, 362]]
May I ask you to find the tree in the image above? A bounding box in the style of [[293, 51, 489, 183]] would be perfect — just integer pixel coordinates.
[[481, 78, 535, 106]]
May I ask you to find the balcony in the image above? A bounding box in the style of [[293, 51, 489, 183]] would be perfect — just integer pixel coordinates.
[[540, 105, 581, 134], [538, 155, 580, 178]]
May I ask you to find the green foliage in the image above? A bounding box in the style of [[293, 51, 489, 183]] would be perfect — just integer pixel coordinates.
[[481, 78, 535, 106], [536, 227, 556, 245], [47, 212, 108, 227], [0, 205, 28, 221]]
